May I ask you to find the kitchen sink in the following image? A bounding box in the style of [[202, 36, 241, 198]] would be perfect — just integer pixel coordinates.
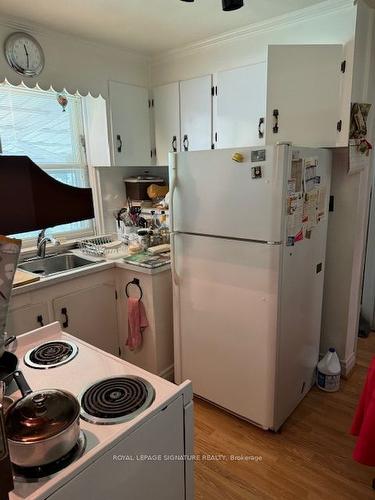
[[18, 253, 101, 277]]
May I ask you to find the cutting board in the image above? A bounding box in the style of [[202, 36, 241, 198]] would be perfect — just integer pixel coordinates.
[[12, 269, 40, 288]]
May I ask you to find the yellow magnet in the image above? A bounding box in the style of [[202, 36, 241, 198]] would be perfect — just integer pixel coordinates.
[[232, 152, 244, 163]]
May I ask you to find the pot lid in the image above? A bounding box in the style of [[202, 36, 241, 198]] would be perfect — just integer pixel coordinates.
[[5, 389, 79, 443]]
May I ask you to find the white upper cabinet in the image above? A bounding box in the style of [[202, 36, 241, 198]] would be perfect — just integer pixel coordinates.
[[265, 45, 343, 147], [215, 63, 267, 148], [108, 81, 152, 166], [152, 44, 346, 153], [153, 82, 180, 165], [180, 75, 212, 151]]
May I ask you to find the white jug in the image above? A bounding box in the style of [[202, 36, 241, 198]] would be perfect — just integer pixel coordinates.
[[316, 348, 341, 392]]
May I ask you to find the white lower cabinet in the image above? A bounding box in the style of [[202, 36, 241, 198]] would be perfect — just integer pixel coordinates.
[[8, 269, 119, 356], [7, 266, 174, 377], [116, 268, 174, 379], [52, 284, 118, 356], [6, 302, 49, 336]]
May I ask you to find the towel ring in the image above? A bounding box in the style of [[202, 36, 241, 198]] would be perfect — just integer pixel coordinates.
[[125, 278, 143, 301]]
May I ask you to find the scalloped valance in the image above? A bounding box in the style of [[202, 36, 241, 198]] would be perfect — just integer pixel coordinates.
[[0, 23, 148, 99], [0, 74, 102, 98]]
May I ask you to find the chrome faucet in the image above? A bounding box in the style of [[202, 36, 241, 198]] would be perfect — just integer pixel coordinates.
[[36, 229, 60, 259]]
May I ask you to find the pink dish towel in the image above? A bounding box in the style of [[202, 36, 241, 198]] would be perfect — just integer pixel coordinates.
[[126, 297, 149, 351]]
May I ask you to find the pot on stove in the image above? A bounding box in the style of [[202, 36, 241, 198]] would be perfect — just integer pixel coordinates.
[[5, 371, 81, 468]]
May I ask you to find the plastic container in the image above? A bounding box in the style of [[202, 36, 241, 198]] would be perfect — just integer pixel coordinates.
[[316, 348, 341, 392]]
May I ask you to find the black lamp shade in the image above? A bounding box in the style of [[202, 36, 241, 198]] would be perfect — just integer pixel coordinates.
[[222, 0, 244, 11], [0, 156, 94, 235]]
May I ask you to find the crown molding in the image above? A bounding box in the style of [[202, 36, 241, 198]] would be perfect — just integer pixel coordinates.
[[0, 14, 152, 62], [151, 0, 355, 65]]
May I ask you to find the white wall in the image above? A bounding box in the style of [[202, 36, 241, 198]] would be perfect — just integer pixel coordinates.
[[0, 17, 149, 97], [150, 1, 356, 86]]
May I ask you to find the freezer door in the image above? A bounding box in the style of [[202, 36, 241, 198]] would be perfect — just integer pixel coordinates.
[[171, 146, 289, 242], [173, 233, 280, 429]]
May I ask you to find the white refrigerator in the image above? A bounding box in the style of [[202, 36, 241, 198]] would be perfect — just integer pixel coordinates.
[[169, 144, 331, 431]]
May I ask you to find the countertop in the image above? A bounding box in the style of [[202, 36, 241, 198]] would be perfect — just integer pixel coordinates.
[[11, 250, 171, 296]]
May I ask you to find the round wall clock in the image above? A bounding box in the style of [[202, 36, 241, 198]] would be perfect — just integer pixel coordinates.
[[4, 32, 44, 77]]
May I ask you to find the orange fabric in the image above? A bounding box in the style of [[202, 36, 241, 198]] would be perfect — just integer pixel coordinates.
[[350, 356, 375, 466]]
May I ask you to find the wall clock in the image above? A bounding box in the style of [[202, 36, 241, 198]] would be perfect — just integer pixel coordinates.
[[4, 32, 44, 77]]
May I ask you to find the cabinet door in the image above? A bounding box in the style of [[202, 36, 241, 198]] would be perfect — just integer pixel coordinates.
[[180, 75, 212, 151], [153, 82, 180, 166], [108, 81, 151, 166], [215, 63, 266, 148], [266, 44, 342, 147], [6, 303, 49, 336], [52, 284, 118, 355]]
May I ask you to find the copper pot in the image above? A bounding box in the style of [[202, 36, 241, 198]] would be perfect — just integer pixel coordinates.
[[5, 371, 80, 468]]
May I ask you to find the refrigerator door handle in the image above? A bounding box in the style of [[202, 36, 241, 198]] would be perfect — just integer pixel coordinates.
[[168, 152, 180, 286], [168, 152, 177, 234], [170, 232, 180, 286]]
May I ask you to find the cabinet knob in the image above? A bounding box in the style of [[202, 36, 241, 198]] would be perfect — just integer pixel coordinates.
[[172, 136, 177, 152], [272, 110, 279, 134], [37, 315, 44, 327], [116, 134, 123, 153], [258, 117, 265, 139], [183, 134, 189, 151], [61, 307, 69, 328]]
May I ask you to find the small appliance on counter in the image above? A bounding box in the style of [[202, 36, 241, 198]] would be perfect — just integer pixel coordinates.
[[124, 176, 166, 201]]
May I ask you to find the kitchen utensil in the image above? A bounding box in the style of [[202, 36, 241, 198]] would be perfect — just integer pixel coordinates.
[[0, 381, 14, 498], [6, 371, 81, 468]]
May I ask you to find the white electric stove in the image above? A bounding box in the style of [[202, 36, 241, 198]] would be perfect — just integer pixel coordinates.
[[6, 322, 194, 500]]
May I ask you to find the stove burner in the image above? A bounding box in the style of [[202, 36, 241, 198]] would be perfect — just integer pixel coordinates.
[[24, 340, 78, 369], [13, 431, 86, 482], [80, 376, 155, 425]]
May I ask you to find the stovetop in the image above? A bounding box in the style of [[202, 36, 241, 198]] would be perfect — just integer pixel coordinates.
[[7, 322, 184, 500], [24, 340, 79, 369]]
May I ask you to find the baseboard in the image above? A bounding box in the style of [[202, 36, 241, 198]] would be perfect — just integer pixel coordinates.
[[340, 352, 356, 378], [159, 364, 174, 382]]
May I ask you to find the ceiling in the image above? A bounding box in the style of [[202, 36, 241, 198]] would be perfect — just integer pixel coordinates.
[[0, 0, 326, 55]]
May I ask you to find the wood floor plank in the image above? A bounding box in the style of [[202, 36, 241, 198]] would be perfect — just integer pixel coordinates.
[[194, 334, 375, 499]]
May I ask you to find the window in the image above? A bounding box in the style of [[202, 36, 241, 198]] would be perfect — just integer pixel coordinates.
[[0, 82, 93, 241]]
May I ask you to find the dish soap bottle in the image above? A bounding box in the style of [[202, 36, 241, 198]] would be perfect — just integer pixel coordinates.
[[316, 348, 341, 392]]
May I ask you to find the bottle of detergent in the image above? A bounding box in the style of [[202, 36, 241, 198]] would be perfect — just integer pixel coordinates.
[[316, 348, 341, 392]]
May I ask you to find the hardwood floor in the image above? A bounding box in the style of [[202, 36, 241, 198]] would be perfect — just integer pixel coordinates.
[[194, 334, 375, 499]]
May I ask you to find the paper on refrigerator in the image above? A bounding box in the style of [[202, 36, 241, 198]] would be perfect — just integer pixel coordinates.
[[287, 195, 304, 245]]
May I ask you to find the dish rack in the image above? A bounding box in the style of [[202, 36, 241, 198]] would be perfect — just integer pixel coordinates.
[[76, 234, 128, 259]]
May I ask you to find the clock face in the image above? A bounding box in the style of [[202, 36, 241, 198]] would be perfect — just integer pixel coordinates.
[[4, 32, 44, 77]]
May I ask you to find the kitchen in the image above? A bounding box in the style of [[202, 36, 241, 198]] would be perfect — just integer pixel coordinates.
[[0, 0, 375, 498]]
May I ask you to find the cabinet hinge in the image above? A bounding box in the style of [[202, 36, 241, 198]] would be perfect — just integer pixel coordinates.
[[148, 99, 154, 108], [341, 60, 346, 73], [215, 86, 217, 96], [337, 120, 342, 132], [80, 134, 86, 152], [329, 195, 334, 212], [154, 148, 157, 157], [115, 290, 118, 300], [211, 144, 215, 149], [150, 149, 153, 158], [118, 347, 122, 357], [215, 132, 218, 142], [211, 86, 214, 96]]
